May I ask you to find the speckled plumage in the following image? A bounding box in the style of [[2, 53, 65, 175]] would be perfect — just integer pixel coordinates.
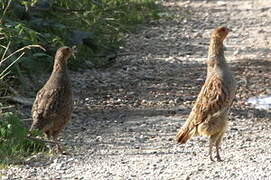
[[176, 27, 236, 161], [30, 46, 73, 152]]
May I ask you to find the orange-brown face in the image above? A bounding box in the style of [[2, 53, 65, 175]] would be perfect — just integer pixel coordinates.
[[55, 46, 73, 61], [211, 26, 230, 41]]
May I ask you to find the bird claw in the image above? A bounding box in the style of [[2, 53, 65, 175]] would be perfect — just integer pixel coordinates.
[[210, 156, 215, 162], [55, 145, 70, 155], [49, 144, 64, 155], [210, 155, 223, 162], [216, 155, 223, 162]]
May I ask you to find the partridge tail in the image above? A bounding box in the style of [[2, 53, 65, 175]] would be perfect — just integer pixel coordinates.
[[176, 120, 195, 144], [176, 129, 191, 144]]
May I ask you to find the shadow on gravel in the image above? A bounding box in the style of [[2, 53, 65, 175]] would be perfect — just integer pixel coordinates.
[[230, 58, 271, 121]]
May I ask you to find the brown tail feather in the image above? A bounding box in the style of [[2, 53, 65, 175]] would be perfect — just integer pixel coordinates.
[[176, 119, 195, 143], [176, 128, 191, 144]]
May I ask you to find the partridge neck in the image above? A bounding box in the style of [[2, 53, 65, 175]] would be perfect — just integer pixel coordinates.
[[207, 38, 227, 72], [53, 58, 67, 72]]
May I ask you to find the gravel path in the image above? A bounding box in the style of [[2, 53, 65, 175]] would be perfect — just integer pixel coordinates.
[[2, 0, 271, 179]]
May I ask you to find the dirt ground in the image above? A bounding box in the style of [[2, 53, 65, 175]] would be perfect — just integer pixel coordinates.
[[2, 0, 271, 179]]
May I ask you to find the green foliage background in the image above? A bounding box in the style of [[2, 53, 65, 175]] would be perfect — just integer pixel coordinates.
[[0, 0, 160, 79]]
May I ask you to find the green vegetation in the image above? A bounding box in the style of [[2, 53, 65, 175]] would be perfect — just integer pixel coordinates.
[[0, 0, 160, 96], [0, 109, 47, 165], [0, 0, 160, 79]]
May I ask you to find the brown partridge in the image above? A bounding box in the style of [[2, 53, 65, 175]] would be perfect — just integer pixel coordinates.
[[176, 27, 236, 161], [30, 46, 73, 153]]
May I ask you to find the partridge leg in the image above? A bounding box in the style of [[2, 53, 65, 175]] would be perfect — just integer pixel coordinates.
[[215, 144, 222, 162], [52, 130, 70, 155], [209, 141, 215, 162], [209, 133, 220, 162], [51, 131, 64, 154], [45, 131, 55, 152], [215, 132, 225, 162]]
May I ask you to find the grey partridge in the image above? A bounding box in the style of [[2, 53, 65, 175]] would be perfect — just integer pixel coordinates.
[[176, 27, 236, 161], [30, 46, 73, 153]]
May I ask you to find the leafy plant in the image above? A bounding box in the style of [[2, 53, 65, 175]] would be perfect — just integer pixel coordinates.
[[0, 110, 47, 165], [0, 42, 46, 97], [1, 0, 160, 70]]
